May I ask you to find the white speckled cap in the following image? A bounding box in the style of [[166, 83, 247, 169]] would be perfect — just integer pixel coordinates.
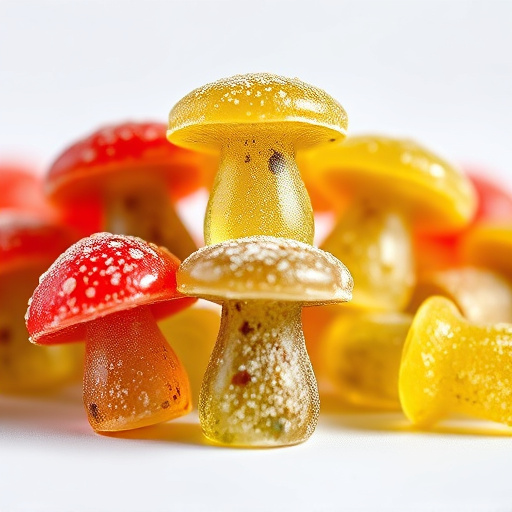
[[167, 73, 348, 152], [177, 236, 353, 305]]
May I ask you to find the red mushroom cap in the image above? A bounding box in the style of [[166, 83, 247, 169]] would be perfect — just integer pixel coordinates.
[[0, 163, 56, 219], [46, 122, 215, 204], [0, 213, 76, 274], [26, 232, 196, 345]]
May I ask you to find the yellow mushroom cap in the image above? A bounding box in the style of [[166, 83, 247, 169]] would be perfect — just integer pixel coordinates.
[[302, 135, 477, 232], [167, 73, 348, 153], [462, 224, 512, 281], [177, 236, 353, 304]]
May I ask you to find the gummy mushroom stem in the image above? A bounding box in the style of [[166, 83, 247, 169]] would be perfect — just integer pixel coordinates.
[[103, 178, 196, 261], [200, 299, 318, 446], [322, 198, 414, 310], [399, 296, 512, 428], [84, 305, 191, 431], [205, 136, 314, 245]]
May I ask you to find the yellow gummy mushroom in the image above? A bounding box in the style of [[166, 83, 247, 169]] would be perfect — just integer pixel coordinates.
[[167, 73, 348, 245], [300, 135, 477, 310], [399, 296, 512, 428], [321, 310, 412, 410], [178, 236, 352, 447]]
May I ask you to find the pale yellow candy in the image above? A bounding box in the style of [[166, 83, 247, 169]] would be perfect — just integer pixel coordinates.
[[399, 296, 512, 428], [408, 266, 512, 323], [178, 236, 352, 446]]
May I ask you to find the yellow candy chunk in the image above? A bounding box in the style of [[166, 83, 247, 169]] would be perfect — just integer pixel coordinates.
[[168, 73, 348, 245], [399, 296, 512, 428]]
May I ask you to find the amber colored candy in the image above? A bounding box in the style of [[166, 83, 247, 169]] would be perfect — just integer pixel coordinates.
[[178, 236, 352, 446], [167, 73, 348, 246], [26, 233, 195, 431], [320, 311, 412, 410], [399, 296, 512, 428], [301, 135, 477, 310]]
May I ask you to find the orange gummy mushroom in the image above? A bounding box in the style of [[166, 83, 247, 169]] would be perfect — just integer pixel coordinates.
[[46, 122, 216, 258], [26, 232, 195, 431]]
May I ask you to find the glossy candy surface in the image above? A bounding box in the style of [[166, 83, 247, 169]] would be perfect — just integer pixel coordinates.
[[178, 236, 352, 446], [26, 233, 194, 431], [399, 296, 512, 428], [168, 73, 348, 246]]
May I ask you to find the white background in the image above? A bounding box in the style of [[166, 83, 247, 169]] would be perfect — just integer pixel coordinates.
[[1, 1, 512, 511]]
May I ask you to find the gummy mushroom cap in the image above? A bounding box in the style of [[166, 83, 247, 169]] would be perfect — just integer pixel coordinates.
[[26, 232, 196, 345], [167, 73, 348, 153], [0, 213, 76, 274], [46, 122, 210, 203], [307, 135, 477, 232], [177, 236, 353, 304]]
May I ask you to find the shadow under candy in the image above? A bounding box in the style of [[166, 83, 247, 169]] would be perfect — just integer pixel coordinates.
[[320, 392, 512, 437]]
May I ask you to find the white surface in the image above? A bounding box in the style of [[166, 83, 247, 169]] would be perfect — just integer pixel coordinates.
[[1, 1, 512, 511]]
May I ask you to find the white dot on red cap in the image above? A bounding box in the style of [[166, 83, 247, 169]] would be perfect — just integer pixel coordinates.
[[62, 277, 76, 295], [82, 148, 96, 163], [129, 248, 144, 260]]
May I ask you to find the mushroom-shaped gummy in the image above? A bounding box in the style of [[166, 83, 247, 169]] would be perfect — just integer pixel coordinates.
[[399, 296, 512, 428], [26, 232, 195, 431], [320, 310, 412, 410], [47, 122, 215, 258], [301, 135, 476, 310], [178, 236, 353, 446], [0, 214, 82, 392], [167, 73, 348, 245]]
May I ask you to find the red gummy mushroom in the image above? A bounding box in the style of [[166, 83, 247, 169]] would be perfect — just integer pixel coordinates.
[[0, 213, 82, 392], [46, 122, 216, 258], [0, 162, 55, 219], [26, 232, 195, 431]]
